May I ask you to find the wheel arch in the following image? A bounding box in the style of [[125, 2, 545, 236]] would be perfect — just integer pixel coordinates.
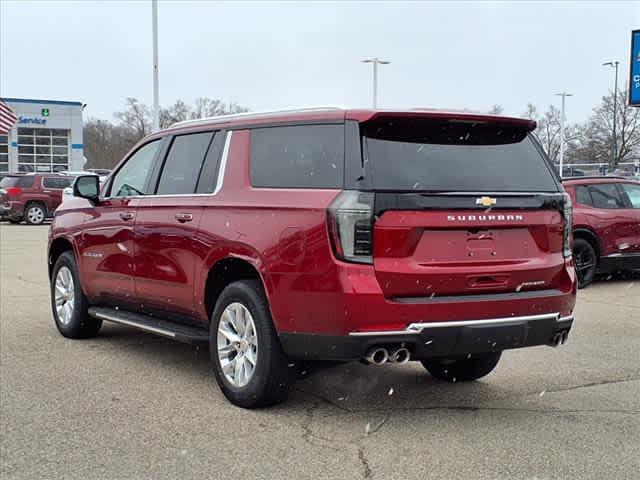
[[48, 236, 77, 277], [573, 227, 601, 258], [202, 254, 276, 326], [25, 199, 48, 216]]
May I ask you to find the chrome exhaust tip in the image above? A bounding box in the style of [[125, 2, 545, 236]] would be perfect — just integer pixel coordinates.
[[389, 347, 410, 365], [364, 347, 389, 365]]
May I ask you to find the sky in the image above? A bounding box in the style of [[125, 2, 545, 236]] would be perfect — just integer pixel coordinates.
[[1, 0, 638, 124]]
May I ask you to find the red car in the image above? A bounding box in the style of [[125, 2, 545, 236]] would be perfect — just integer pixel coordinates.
[[563, 176, 640, 287], [48, 107, 576, 408], [0, 173, 74, 225]]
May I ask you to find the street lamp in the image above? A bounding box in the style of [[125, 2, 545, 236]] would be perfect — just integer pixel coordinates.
[[361, 58, 390, 108], [152, 0, 160, 132], [602, 61, 619, 168], [555, 92, 573, 177]]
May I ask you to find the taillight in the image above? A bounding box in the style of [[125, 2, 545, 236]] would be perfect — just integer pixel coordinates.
[[5, 187, 22, 197], [562, 192, 573, 258], [327, 191, 374, 264]]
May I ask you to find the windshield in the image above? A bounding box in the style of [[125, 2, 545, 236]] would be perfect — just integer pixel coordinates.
[[362, 118, 558, 192]]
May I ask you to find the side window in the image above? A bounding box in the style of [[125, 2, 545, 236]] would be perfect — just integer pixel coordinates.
[[588, 183, 626, 209], [575, 185, 592, 206], [620, 183, 640, 208], [110, 140, 161, 197], [16, 176, 35, 188], [250, 124, 344, 188], [43, 177, 72, 189], [196, 132, 226, 194], [156, 132, 213, 195]]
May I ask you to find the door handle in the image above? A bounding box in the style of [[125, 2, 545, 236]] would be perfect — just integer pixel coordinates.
[[175, 212, 193, 223], [119, 212, 135, 221]]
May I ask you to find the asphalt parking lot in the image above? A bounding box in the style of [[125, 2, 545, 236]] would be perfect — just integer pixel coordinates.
[[0, 224, 638, 480]]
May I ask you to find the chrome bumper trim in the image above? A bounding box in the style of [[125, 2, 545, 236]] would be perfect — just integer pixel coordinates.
[[348, 312, 566, 337]]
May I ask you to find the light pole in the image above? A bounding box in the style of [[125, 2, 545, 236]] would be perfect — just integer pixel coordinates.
[[602, 61, 619, 168], [362, 58, 390, 108], [152, 0, 160, 132], [555, 91, 573, 177]]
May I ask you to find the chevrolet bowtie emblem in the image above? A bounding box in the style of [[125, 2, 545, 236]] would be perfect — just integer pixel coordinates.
[[475, 196, 497, 207]]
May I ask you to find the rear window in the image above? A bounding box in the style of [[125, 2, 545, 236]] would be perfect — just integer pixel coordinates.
[[42, 177, 72, 189], [0, 176, 34, 188], [250, 124, 344, 188], [361, 118, 558, 192]]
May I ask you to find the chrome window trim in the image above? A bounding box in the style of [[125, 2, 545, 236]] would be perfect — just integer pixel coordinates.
[[101, 131, 232, 201], [348, 312, 566, 336]]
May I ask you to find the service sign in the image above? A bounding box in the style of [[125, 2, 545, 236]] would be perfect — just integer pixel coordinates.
[[630, 30, 640, 106]]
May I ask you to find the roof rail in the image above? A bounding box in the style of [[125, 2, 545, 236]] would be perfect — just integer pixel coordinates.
[[170, 106, 347, 129], [561, 175, 629, 181]]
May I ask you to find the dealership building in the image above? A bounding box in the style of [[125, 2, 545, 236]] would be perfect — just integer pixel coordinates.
[[0, 97, 84, 173]]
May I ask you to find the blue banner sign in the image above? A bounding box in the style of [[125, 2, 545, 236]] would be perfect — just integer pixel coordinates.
[[630, 30, 640, 106]]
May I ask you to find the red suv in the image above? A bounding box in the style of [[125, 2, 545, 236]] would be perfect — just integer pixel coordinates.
[[48, 108, 576, 408], [0, 173, 73, 225], [563, 176, 640, 287]]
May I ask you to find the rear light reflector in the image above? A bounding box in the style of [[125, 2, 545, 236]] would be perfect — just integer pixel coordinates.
[[562, 193, 572, 258], [5, 187, 22, 197], [328, 191, 374, 264]]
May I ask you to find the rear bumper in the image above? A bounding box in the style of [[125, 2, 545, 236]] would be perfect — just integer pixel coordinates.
[[0, 203, 23, 218], [279, 313, 574, 361]]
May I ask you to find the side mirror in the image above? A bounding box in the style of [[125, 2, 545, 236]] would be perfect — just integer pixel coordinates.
[[73, 175, 100, 204]]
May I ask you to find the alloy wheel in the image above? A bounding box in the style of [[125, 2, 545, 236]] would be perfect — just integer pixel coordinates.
[[574, 243, 596, 284], [217, 302, 258, 387], [27, 206, 45, 224], [54, 266, 75, 325]]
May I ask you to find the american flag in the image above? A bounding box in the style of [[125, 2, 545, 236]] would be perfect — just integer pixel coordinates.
[[0, 100, 18, 134]]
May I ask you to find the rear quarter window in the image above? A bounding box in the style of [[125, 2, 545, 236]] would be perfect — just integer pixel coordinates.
[[16, 176, 35, 188], [250, 124, 344, 188], [588, 183, 626, 209], [42, 177, 72, 189]]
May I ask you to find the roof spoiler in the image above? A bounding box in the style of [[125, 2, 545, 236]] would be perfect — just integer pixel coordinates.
[[361, 111, 537, 132]]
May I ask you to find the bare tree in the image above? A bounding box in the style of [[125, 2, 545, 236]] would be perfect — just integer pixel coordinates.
[[83, 119, 139, 170], [522, 103, 538, 120], [574, 88, 640, 166], [159, 100, 191, 128], [525, 104, 580, 164], [191, 97, 249, 118], [488, 104, 504, 115], [114, 97, 151, 138], [84, 97, 249, 169]]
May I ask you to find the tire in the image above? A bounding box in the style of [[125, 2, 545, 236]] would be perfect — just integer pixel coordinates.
[[8, 217, 21, 224], [210, 279, 296, 408], [573, 238, 597, 288], [25, 203, 46, 225], [422, 351, 502, 382], [50, 251, 102, 339]]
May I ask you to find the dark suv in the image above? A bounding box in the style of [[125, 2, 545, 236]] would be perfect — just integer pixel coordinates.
[[48, 108, 576, 408], [0, 173, 73, 224], [563, 176, 640, 287]]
